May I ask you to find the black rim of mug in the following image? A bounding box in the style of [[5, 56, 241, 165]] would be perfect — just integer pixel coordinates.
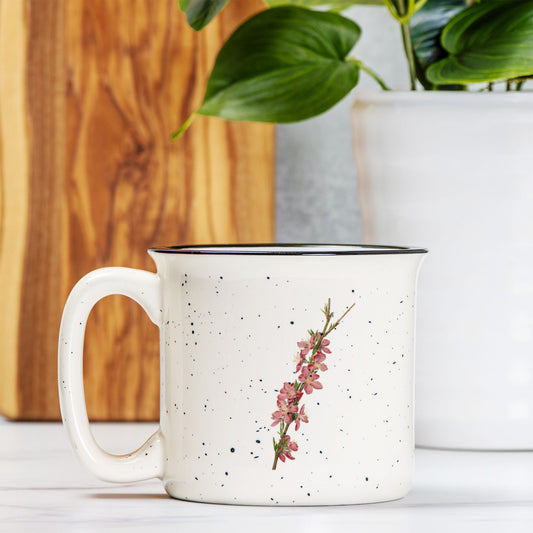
[[149, 244, 428, 255]]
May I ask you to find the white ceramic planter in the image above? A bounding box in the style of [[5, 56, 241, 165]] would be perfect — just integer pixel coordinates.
[[352, 91, 533, 450]]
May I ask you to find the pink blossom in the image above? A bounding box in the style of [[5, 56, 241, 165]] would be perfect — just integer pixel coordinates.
[[278, 435, 298, 462], [295, 352, 306, 372], [298, 366, 323, 394], [277, 382, 302, 404], [294, 405, 309, 431], [271, 399, 298, 426], [297, 335, 315, 356], [320, 338, 331, 354], [308, 351, 328, 372], [314, 352, 327, 363], [296, 334, 319, 371]]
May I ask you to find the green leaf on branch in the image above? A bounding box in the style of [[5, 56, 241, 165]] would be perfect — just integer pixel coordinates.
[[426, 0, 533, 85], [196, 6, 362, 123], [264, 0, 383, 11], [179, 0, 230, 31], [409, 0, 466, 88]]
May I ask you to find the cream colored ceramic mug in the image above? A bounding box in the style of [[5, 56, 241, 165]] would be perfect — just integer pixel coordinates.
[[58, 244, 426, 505]]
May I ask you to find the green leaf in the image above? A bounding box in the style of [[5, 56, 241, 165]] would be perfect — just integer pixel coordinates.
[[426, 0, 533, 85], [264, 0, 382, 11], [409, 0, 466, 88], [179, 0, 230, 31], [198, 6, 361, 123]]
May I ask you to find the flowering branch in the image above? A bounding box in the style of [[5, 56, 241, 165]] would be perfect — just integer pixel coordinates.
[[271, 299, 355, 470]]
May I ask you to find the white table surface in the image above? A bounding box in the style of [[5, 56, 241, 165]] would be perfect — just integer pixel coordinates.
[[1, 419, 533, 532]]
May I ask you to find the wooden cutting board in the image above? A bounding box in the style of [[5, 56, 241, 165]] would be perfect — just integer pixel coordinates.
[[0, 0, 274, 420]]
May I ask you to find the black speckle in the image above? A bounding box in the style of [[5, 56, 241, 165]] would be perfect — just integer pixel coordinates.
[[230, 447, 235, 453], [290, 321, 294, 325], [225, 471, 229, 476], [365, 477, 369, 481], [256, 440, 261, 443]]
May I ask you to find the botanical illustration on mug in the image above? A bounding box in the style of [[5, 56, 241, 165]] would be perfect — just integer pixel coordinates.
[[271, 299, 355, 469]]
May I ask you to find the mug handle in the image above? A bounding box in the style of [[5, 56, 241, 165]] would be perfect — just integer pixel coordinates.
[[58, 267, 163, 482]]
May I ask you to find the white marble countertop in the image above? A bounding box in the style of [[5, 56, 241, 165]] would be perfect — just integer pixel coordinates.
[[2, 419, 533, 532]]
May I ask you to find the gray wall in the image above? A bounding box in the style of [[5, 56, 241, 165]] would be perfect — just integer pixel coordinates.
[[276, 6, 410, 243]]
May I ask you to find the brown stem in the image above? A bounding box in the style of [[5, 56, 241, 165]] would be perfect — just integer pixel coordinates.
[[272, 454, 279, 470], [272, 423, 291, 470], [327, 303, 356, 336], [321, 299, 332, 337]]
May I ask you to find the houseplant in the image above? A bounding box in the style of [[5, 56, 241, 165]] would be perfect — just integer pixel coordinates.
[[175, 0, 533, 450], [175, 0, 532, 131]]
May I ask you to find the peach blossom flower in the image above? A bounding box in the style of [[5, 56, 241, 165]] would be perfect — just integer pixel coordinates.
[[297, 336, 315, 356], [294, 405, 309, 431], [320, 338, 331, 354], [308, 351, 328, 372], [277, 382, 302, 404], [271, 399, 298, 426], [277, 435, 298, 462], [298, 366, 323, 394]]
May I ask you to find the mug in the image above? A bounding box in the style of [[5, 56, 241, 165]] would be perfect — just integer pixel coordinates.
[[58, 244, 426, 505]]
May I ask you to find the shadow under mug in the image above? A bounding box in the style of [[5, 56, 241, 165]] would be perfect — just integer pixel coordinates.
[[58, 244, 427, 505]]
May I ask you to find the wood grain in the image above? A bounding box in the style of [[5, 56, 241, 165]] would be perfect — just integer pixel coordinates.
[[0, 0, 274, 421], [0, 0, 30, 419]]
